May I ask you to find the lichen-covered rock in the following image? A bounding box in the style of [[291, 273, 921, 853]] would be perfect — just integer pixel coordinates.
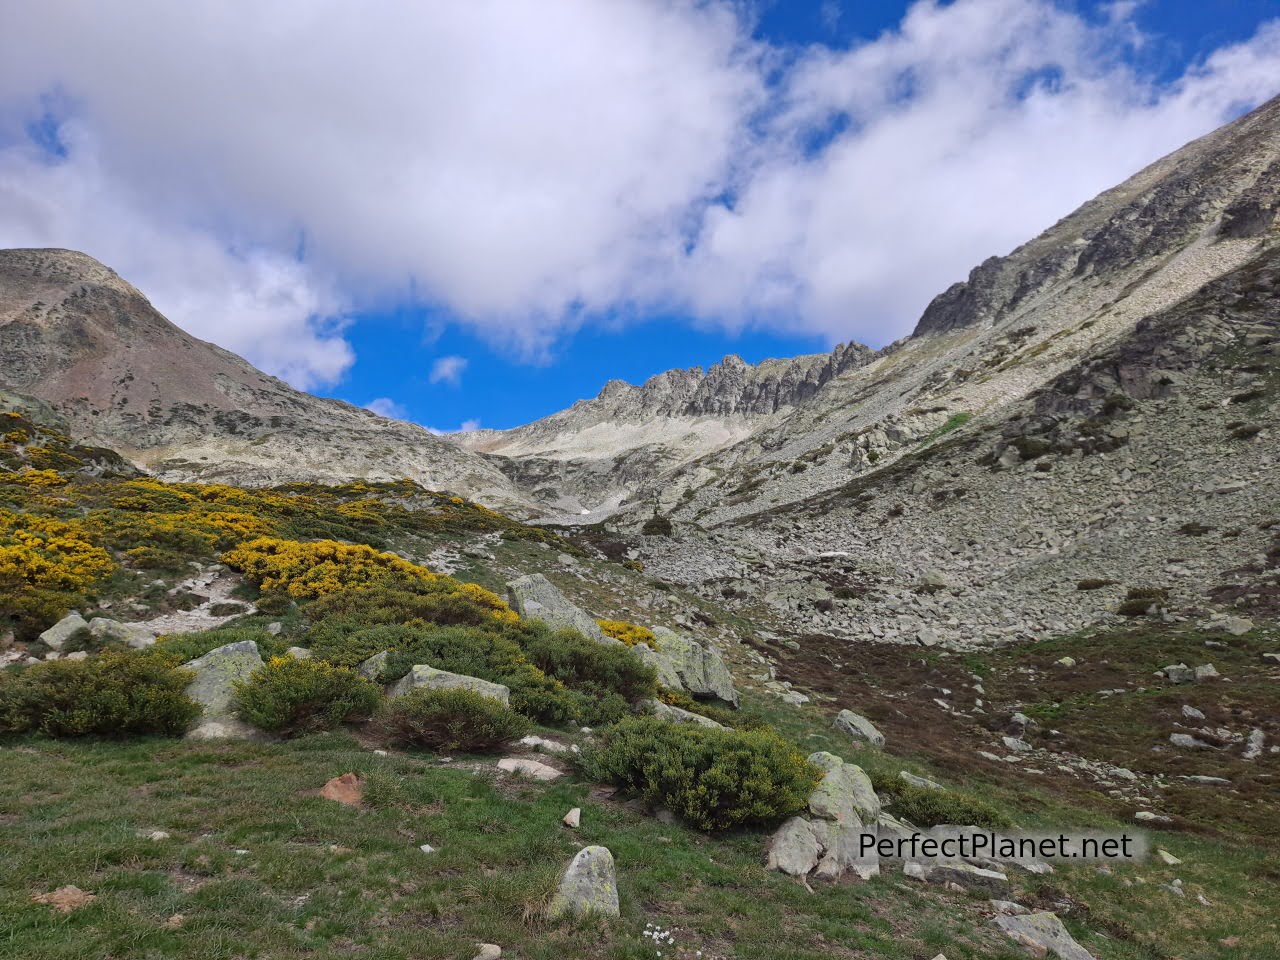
[[88, 617, 156, 649], [506, 574, 617, 644], [931, 862, 1009, 894], [994, 911, 1097, 960], [183, 640, 264, 741], [807, 751, 880, 824], [766, 816, 822, 876], [357, 650, 389, 681], [647, 698, 725, 729], [388, 665, 510, 705], [547, 845, 620, 919], [631, 642, 684, 691], [38, 612, 87, 651], [834, 709, 885, 748], [650, 627, 738, 707]]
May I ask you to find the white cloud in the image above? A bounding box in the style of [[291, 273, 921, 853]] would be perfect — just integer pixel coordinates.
[[363, 397, 409, 420], [0, 0, 1278, 377], [676, 1, 1280, 342], [426, 418, 482, 436], [428, 355, 468, 386]]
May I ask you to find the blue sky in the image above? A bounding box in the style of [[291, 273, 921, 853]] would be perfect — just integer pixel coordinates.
[[2, 1, 1279, 431]]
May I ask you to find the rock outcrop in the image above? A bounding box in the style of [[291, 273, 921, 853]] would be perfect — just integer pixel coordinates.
[[388, 665, 511, 705], [183, 640, 264, 741]]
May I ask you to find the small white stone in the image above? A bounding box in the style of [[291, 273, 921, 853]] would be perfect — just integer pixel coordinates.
[[419, 843, 438, 854], [563, 807, 581, 829]]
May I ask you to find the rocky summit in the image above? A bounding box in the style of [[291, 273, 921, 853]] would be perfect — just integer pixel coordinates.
[[1, 93, 1278, 960]]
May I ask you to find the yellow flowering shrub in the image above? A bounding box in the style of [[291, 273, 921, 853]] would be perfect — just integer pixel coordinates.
[[0, 469, 65, 488], [0, 509, 116, 637], [221, 538, 516, 622], [597, 619, 657, 648], [0, 510, 115, 592]]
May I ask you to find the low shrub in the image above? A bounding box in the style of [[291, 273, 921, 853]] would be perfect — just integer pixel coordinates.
[[152, 626, 290, 666], [870, 773, 1013, 830], [641, 514, 673, 536], [580, 716, 818, 832], [1117, 585, 1168, 617], [0, 650, 198, 738], [379, 688, 529, 752], [234, 656, 380, 736], [518, 623, 657, 708]]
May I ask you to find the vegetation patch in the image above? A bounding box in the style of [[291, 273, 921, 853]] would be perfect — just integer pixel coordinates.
[[234, 656, 381, 737], [580, 716, 819, 832], [378, 687, 529, 753]]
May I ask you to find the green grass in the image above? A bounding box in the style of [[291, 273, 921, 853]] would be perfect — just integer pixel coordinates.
[[0, 733, 1025, 960]]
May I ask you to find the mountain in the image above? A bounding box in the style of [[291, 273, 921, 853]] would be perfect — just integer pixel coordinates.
[[464, 93, 1279, 651], [458, 341, 875, 514], [469, 93, 1280, 525], [0, 248, 534, 513]]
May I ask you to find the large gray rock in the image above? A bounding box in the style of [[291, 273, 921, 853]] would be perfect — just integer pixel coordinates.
[[807, 751, 880, 824], [631, 642, 684, 691], [646, 698, 725, 729], [547, 846, 620, 919], [650, 627, 738, 707], [88, 617, 156, 649], [834, 709, 885, 748], [768, 751, 882, 883], [993, 912, 1097, 960], [38, 612, 87, 651], [506, 574, 616, 644], [766, 816, 823, 876], [183, 640, 265, 741], [388, 665, 510, 705], [931, 861, 1009, 894]]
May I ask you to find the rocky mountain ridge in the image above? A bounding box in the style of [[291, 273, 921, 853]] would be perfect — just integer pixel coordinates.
[[0, 248, 534, 513]]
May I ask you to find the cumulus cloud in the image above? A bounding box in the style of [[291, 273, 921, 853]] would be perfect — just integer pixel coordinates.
[[363, 397, 409, 420], [428, 355, 468, 387], [0, 0, 1278, 380], [678, 1, 1280, 341]]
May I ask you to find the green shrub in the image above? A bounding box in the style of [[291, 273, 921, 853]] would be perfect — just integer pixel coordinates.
[[518, 624, 656, 706], [152, 626, 290, 665], [580, 716, 818, 832], [0, 650, 198, 738], [641, 514, 673, 536], [379, 688, 530, 752], [869, 773, 1012, 830], [1117, 585, 1168, 617], [310, 622, 579, 725], [234, 656, 380, 736]]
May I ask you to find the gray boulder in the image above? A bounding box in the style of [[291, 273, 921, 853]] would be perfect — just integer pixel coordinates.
[[388, 665, 510, 705], [808, 751, 880, 824], [766, 816, 823, 876], [183, 640, 265, 741], [547, 846, 620, 919], [357, 651, 389, 681], [38, 612, 88, 651], [631, 642, 684, 691], [647, 698, 725, 729], [506, 574, 617, 644], [931, 862, 1009, 894], [1160, 663, 1195, 684], [834, 709, 885, 748], [651, 627, 738, 707], [88, 617, 156, 649], [993, 912, 1097, 960]]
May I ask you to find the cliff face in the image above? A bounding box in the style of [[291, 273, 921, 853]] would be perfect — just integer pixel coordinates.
[[0, 248, 535, 513]]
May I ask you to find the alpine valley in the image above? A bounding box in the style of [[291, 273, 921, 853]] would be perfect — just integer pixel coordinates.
[[1, 93, 1277, 960]]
